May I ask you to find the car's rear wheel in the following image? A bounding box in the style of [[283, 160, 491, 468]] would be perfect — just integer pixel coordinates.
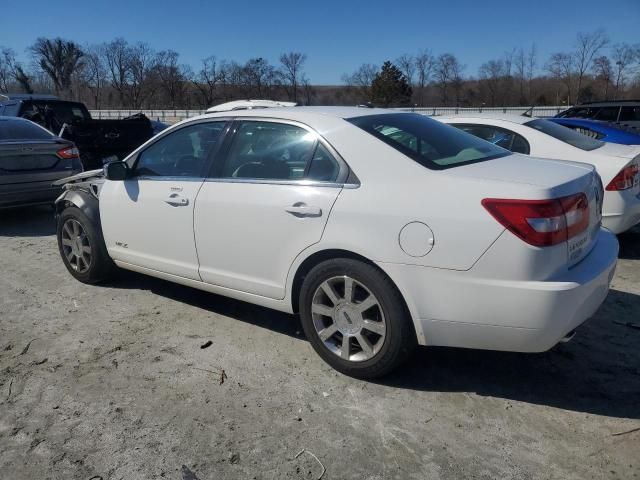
[[299, 258, 416, 379], [57, 206, 115, 284]]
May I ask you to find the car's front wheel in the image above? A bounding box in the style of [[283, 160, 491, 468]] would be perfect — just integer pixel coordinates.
[[57, 206, 115, 284], [299, 258, 416, 379]]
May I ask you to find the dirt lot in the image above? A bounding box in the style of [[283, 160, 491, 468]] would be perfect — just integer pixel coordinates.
[[0, 206, 639, 480]]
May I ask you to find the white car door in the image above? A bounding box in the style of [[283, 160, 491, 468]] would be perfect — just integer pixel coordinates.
[[100, 120, 229, 280], [194, 119, 348, 299]]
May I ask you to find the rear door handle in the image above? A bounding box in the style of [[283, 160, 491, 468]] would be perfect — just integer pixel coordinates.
[[285, 203, 322, 217], [164, 193, 189, 206]]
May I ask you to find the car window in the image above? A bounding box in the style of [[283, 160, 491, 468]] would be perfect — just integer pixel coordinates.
[[220, 121, 319, 180], [525, 119, 603, 151], [306, 143, 340, 182], [453, 124, 530, 155], [348, 113, 510, 170], [0, 119, 54, 140], [133, 122, 226, 178], [558, 107, 597, 119], [593, 107, 620, 122], [619, 106, 640, 122]]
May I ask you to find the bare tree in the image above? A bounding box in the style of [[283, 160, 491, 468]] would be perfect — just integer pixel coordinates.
[[82, 44, 106, 109], [14, 65, 33, 94], [479, 59, 506, 106], [192, 56, 221, 107], [342, 63, 378, 102], [242, 57, 277, 98], [0, 47, 17, 93], [30, 38, 84, 97], [435, 54, 463, 106], [395, 54, 415, 86], [414, 50, 434, 106], [103, 38, 131, 106], [574, 29, 609, 103], [526, 44, 537, 103], [129, 43, 156, 108], [155, 49, 188, 108], [546, 52, 574, 104], [611, 43, 637, 100], [593, 55, 613, 100], [279, 52, 306, 102]]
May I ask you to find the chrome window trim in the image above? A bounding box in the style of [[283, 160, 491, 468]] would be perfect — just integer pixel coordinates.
[[203, 177, 359, 189], [133, 176, 205, 182]]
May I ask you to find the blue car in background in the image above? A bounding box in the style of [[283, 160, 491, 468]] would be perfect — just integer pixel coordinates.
[[548, 117, 640, 145]]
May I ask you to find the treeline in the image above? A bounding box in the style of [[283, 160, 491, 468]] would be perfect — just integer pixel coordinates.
[[0, 30, 639, 109]]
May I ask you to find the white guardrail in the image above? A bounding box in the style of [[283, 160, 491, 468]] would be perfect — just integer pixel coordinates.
[[89, 106, 567, 123]]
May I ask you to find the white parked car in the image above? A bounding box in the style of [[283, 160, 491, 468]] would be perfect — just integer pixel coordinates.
[[436, 114, 640, 234], [54, 108, 618, 378], [206, 99, 297, 113]]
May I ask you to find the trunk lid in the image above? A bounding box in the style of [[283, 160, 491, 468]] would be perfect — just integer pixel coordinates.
[[448, 153, 602, 267], [0, 140, 78, 185]]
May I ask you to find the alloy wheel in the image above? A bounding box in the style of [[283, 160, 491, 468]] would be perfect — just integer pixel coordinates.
[[61, 219, 92, 274], [311, 275, 386, 362]]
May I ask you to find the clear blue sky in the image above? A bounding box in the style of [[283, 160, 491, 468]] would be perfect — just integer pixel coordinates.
[[3, 0, 639, 84]]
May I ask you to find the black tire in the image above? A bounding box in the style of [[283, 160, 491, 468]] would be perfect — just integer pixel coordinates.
[[57, 206, 115, 284], [299, 258, 417, 379]]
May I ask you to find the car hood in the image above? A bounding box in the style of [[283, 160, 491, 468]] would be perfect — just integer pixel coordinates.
[[52, 168, 104, 186]]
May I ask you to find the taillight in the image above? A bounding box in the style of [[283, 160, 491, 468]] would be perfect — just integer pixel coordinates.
[[606, 164, 639, 191], [56, 146, 80, 159], [482, 193, 589, 247]]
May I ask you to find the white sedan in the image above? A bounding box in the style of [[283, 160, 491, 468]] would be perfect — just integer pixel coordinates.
[[55, 108, 618, 378], [436, 114, 640, 234]]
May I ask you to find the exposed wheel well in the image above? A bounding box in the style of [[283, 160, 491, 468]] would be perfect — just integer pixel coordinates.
[[290, 249, 413, 326]]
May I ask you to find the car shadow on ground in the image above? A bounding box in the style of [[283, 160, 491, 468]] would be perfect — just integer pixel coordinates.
[[111, 270, 640, 420], [618, 224, 640, 260], [0, 205, 56, 237], [2, 207, 639, 419]]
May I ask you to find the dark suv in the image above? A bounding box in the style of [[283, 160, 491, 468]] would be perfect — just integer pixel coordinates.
[[556, 100, 640, 128], [0, 94, 154, 170]]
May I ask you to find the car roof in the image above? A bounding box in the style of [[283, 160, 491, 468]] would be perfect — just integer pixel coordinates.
[[0, 93, 59, 101], [206, 99, 298, 112], [436, 113, 535, 125], [576, 100, 640, 106], [196, 106, 397, 123], [0, 115, 31, 122]]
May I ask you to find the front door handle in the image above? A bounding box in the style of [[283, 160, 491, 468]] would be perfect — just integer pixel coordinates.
[[164, 193, 189, 206], [285, 203, 322, 218]]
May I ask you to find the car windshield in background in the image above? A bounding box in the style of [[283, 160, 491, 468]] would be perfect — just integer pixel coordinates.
[[0, 119, 53, 140], [22, 101, 91, 124], [525, 119, 603, 151], [347, 113, 509, 170]]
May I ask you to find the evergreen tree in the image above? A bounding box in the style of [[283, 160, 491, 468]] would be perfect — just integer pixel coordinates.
[[370, 61, 413, 107]]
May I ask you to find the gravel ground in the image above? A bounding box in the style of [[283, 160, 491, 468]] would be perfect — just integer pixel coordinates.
[[1, 205, 639, 480]]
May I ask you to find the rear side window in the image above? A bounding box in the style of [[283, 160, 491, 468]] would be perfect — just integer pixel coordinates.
[[0, 119, 53, 140], [525, 119, 603, 151], [619, 107, 640, 122], [593, 107, 620, 122], [348, 113, 509, 170], [453, 124, 530, 155]]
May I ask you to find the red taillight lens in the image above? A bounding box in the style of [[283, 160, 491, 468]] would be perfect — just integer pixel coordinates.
[[57, 146, 80, 159], [606, 164, 639, 191], [482, 193, 589, 247]]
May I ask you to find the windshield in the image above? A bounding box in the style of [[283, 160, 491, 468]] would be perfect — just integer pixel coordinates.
[[525, 119, 603, 151], [347, 113, 510, 170]]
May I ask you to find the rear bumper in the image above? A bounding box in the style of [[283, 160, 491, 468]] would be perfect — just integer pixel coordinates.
[[379, 229, 618, 352], [602, 189, 640, 234], [0, 183, 63, 209]]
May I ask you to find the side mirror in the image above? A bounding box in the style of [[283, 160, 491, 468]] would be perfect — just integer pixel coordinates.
[[104, 161, 129, 181]]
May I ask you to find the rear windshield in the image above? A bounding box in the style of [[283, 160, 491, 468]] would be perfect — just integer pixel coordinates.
[[525, 119, 603, 151], [0, 119, 53, 140], [347, 113, 510, 170], [20, 100, 91, 124]]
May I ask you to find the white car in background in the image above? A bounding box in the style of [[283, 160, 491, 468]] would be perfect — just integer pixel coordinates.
[[436, 114, 640, 234], [206, 99, 297, 113], [54, 109, 617, 378]]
